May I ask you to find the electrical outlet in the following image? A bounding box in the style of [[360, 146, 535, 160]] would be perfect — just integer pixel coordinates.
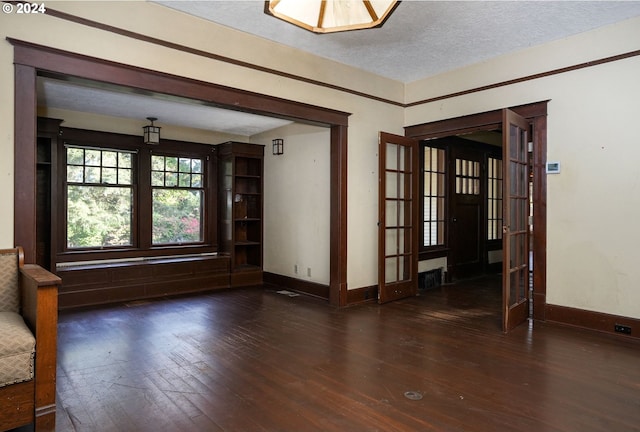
[[307, 267, 311, 277], [614, 324, 632, 335], [294, 264, 298, 274]]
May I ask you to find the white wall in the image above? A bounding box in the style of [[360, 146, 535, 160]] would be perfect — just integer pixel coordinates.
[[253, 123, 331, 285], [0, 1, 404, 292], [406, 16, 640, 319], [4, 3, 639, 319]]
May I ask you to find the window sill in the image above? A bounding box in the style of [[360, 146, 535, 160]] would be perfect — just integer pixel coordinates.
[[56, 252, 220, 271], [56, 245, 218, 266], [419, 248, 449, 261]]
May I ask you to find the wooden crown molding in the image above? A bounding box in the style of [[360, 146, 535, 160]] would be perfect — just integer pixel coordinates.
[[30, 6, 640, 109]]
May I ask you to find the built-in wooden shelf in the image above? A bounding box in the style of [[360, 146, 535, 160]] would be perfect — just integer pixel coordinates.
[[217, 142, 264, 287]]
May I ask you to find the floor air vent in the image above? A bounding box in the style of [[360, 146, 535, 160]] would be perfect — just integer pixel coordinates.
[[419, 268, 442, 291]]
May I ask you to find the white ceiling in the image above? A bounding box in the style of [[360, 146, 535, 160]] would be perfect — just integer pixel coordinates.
[[37, 1, 640, 136], [156, 0, 640, 83], [37, 77, 292, 136]]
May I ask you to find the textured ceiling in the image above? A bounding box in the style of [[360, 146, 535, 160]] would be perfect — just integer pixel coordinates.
[[38, 1, 640, 136], [156, 0, 640, 83], [37, 77, 292, 136]]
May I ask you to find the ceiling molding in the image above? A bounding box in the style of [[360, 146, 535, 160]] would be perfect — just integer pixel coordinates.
[[41, 6, 404, 107], [405, 48, 640, 108], [15, 6, 640, 114]]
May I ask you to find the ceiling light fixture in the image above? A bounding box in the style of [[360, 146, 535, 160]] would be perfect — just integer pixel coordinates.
[[265, 0, 399, 34], [143, 117, 161, 145]]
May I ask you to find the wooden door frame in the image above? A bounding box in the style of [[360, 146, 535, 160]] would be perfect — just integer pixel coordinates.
[[377, 132, 420, 304], [448, 141, 486, 280], [405, 101, 548, 321], [10, 39, 350, 306]]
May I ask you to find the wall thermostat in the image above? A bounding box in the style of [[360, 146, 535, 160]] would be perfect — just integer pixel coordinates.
[[546, 161, 561, 174]]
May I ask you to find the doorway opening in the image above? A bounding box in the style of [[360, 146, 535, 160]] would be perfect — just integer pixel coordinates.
[[403, 101, 548, 331], [417, 127, 535, 330], [12, 39, 350, 307], [419, 132, 504, 283]]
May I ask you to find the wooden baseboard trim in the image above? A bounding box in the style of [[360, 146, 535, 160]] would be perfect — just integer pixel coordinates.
[[545, 304, 640, 339], [263, 272, 329, 299], [346, 285, 378, 306], [532, 292, 547, 321]]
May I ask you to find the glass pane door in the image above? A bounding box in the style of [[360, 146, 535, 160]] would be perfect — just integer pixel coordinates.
[[378, 132, 418, 303], [502, 110, 531, 332]]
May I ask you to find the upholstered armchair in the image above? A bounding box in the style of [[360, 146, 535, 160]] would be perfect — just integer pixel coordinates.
[[0, 247, 61, 432]]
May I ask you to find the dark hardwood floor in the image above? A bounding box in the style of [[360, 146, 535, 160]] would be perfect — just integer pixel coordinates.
[[17, 277, 640, 431]]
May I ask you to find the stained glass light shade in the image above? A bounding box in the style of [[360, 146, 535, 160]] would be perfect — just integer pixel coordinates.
[[265, 0, 398, 34]]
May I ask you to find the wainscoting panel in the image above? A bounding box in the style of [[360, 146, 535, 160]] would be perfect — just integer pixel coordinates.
[[57, 256, 230, 309]]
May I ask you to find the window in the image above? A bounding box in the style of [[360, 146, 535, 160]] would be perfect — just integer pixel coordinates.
[[151, 155, 204, 245], [61, 132, 214, 257], [487, 157, 503, 240], [422, 146, 446, 248], [455, 158, 480, 195], [65, 146, 134, 248], [420, 139, 505, 269]]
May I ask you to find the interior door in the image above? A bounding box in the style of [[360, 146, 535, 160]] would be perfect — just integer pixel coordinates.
[[449, 146, 483, 280], [378, 132, 419, 304], [502, 109, 531, 332]]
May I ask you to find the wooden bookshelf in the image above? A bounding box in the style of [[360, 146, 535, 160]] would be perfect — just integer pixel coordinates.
[[217, 142, 264, 287]]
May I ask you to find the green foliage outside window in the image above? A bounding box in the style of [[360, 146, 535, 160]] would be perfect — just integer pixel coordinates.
[[152, 189, 203, 244], [151, 155, 204, 245], [65, 147, 206, 249], [66, 146, 134, 249], [67, 186, 132, 248]]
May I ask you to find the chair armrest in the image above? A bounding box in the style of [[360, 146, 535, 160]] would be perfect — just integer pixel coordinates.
[[20, 264, 61, 332], [19, 264, 61, 421]]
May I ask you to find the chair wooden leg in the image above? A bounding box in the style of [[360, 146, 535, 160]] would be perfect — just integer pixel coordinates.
[[34, 403, 56, 432]]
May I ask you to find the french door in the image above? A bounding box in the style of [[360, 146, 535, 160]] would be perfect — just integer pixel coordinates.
[[379, 110, 533, 330], [502, 109, 531, 332], [378, 132, 419, 304]]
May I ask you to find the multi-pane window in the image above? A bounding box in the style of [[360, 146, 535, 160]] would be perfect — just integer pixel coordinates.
[[422, 146, 446, 247], [151, 155, 204, 245], [64, 142, 210, 251], [487, 157, 503, 240], [455, 158, 480, 195], [65, 146, 134, 248]]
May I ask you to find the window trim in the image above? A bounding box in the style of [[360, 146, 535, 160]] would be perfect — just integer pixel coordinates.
[[150, 153, 206, 246], [64, 144, 137, 250], [419, 139, 504, 261], [56, 127, 217, 264], [486, 156, 503, 243], [455, 157, 481, 196], [419, 140, 448, 255]]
